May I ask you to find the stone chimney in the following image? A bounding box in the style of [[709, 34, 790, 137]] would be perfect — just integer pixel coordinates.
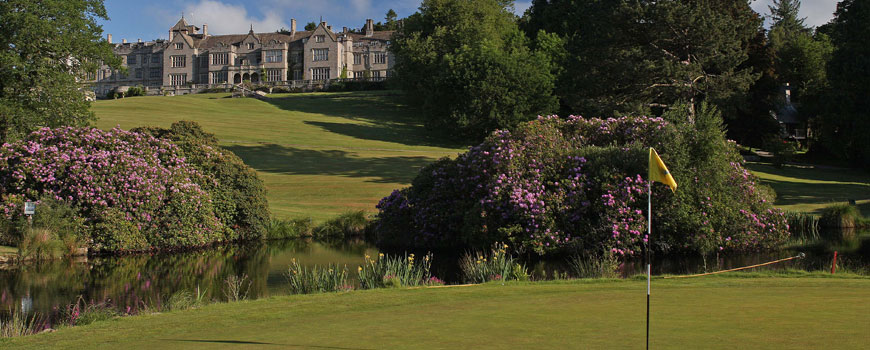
[[343, 27, 348, 33], [365, 19, 374, 37], [107, 34, 112, 43], [290, 18, 296, 33], [169, 30, 174, 41], [122, 38, 127, 44], [203, 23, 208, 36]]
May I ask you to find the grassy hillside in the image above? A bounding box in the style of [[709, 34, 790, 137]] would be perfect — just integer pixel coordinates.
[[92, 92, 465, 221], [3, 276, 869, 349], [745, 162, 870, 215]]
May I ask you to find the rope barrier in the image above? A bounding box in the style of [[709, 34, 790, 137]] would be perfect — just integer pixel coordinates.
[[663, 252, 805, 279]]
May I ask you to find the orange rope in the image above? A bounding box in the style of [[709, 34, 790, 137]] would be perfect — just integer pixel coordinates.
[[662, 253, 805, 279]]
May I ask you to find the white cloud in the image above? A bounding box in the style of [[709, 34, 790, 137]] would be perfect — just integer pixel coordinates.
[[750, 0, 838, 29], [181, 0, 289, 35]]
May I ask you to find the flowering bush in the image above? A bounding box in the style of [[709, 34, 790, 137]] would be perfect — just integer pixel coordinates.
[[374, 105, 789, 257], [0, 126, 231, 251]]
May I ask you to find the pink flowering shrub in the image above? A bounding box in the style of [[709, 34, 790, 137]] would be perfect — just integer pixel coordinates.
[[374, 106, 789, 256], [0, 126, 231, 251]]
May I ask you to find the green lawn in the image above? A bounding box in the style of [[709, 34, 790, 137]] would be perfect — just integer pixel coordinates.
[[92, 92, 465, 221], [745, 162, 870, 215], [3, 276, 868, 349]]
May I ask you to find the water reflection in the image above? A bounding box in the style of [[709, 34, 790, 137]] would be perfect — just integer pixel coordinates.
[[0, 239, 378, 321], [1, 230, 867, 323]]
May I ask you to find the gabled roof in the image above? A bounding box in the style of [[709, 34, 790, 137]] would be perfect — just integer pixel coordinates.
[[348, 31, 395, 41], [198, 32, 303, 49]]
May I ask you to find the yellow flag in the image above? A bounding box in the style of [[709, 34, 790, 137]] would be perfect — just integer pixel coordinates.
[[649, 148, 677, 192]]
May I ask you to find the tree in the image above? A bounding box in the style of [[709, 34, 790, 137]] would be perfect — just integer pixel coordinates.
[[0, 0, 120, 143], [809, 0, 870, 166], [305, 22, 317, 31], [522, 0, 761, 122], [392, 0, 558, 140], [768, 0, 809, 36], [385, 9, 399, 30]]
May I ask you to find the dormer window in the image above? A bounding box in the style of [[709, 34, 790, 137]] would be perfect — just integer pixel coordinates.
[[247, 43, 254, 49], [315, 35, 325, 43], [175, 43, 183, 50]]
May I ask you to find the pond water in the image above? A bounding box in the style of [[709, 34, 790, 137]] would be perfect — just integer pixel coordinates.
[[1, 231, 868, 325]]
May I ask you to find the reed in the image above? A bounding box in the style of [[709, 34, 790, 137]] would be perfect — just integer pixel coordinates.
[[459, 243, 528, 284], [568, 252, 620, 279], [286, 259, 351, 294]]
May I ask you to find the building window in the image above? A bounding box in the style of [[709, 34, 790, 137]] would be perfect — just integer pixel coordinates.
[[291, 51, 303, 64], [312, 48, 328, 61], [311, 67, 330, 80], [372, 70, 381, 78], [315, 35, 325, 43], [149, 68, 161, 78], [170, 55, 186, 68], [211, 53, 228, 65], [265, 50, 283, 63], [353, 53, 361, 65], [211, 71, 227, 83], [135, 68, 142, 78], [128, 55, 137, 65], [170, 73, 187, 86], [175, 43, 183, 50], [374, 53, 386, 64], [200, 56, 208, 68], [87, 71, 96, 80], [293, 69, 303, 80], [267, 69, 282, 82], [247, 43, 254, 49], [151, 55, 160, 64], [199, 73, 208, 83]]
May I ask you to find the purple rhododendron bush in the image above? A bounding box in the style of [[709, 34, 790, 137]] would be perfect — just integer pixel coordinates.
[[0, 126, 252, 252], [374, 105, 789, 257]]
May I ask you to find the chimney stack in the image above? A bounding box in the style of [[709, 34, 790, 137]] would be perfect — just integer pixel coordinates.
[[343, 27, 348, 33], [107, 34, 113, 43], [203, 23, 208, 36], [365, 19, 374, 37], [290, 18, 296, 33], [169, 30, 174, 41], [122, 38, 127, 44]]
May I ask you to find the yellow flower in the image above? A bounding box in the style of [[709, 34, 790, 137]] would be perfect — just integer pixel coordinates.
[[365, 254, 370, 260], [483, 258, 487, 262], [358, 266, 363, 272], [379, 253, 384, 258]]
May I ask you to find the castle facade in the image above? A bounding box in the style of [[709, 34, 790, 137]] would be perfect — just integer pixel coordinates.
[[87, 17, 394, 96]]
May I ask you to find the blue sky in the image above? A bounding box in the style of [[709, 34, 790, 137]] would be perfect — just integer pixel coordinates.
[[97, 0, 836, 42]]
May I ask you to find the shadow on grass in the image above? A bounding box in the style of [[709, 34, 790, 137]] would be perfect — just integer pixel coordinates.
[[746, 162, 870, 184], [761, 178, 870, 214], [264, 93, 466, 149], [165, 339, 376, 349], [226, 143, 439, 184]]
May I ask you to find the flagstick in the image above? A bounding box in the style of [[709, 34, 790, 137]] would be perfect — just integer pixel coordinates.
[[646, 180, 651, 350]]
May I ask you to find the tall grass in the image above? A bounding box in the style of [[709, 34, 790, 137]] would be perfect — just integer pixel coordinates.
[[568, 252, 619, 279], [358, 252, 436, 289], [784, 211, 820, 240], [819, 204, 862, 228], [16, 228, 62, 261], [314, 210, 369, 238], [266, 217, 313, 239], [459, 243, 529, 284], [223, 274, 251, 302], [0, 311, 41, 338], [286, 259, 351, 294]]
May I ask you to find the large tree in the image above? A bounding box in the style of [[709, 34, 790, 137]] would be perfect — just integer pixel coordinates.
[[810, 0, 870, 166], [523, 0, 762, 122], [392, 0, 558, 140], [0, 0, 120, 143]]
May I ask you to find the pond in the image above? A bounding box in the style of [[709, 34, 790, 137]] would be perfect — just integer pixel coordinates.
[[1, 230, 868, 325]]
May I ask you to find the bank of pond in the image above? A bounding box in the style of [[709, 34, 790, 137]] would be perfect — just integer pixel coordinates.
[[1, 228, 868, 337]]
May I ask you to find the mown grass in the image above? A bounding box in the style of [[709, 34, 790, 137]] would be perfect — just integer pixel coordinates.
[[91, 92, 465, 221], [745, 162, 870, 215], [2, 276, 868, 349]]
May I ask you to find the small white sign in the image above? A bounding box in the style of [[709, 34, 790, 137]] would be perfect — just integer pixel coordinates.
[[24, 202, 36, 215]]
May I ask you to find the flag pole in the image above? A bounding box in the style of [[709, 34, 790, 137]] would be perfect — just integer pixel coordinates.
[[646, 178, 651, 350]]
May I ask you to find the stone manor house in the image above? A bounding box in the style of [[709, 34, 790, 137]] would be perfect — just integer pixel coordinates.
[[87, 17, 395, 96]]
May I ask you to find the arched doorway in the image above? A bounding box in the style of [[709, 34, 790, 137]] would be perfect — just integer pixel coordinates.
[[234, 73, 241, 84], [242, 73, 250, 82], [251, 73, 260, 83]]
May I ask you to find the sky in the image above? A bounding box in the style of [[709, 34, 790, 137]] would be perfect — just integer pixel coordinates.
[[97, 0, 837, 43]]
